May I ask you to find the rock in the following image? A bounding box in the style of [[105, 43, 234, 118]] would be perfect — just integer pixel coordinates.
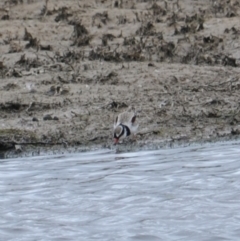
[[15, 145, 22, 153], [148, 63, 155, 67], [46, 86, 56, 96], [43, 114, 53, 121]]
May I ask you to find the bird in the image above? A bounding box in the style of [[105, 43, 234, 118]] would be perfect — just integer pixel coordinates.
[[113, 108, 138, 144]]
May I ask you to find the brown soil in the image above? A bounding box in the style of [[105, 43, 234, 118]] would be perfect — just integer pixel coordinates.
[[1, 0, 240, 157]]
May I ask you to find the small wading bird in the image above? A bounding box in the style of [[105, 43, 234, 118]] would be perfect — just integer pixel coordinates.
[[113, 108, 139, 144]]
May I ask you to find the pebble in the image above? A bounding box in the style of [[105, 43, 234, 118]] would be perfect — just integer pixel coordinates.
[[43, 114, 53, 121]]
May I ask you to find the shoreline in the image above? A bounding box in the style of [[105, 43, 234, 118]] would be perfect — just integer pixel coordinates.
[[1, 134, 240, 159]]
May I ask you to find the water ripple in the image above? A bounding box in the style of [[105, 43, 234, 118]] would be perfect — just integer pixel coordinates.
[[1, 141, 240, 240]]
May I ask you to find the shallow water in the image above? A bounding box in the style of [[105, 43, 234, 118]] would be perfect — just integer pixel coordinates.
[[1, 142, 240, 241]]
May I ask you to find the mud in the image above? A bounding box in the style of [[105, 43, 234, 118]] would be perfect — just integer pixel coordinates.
[[1, 0, 240, 157]]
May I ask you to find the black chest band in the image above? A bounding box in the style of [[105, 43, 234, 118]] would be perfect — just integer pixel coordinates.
[[120, 124, 131, 137]]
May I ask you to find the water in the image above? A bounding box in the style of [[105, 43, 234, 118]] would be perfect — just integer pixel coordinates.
[[1, 142, 240, 241]]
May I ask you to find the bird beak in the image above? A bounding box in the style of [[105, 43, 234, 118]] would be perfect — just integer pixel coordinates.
[[114, 138, 119, 144]]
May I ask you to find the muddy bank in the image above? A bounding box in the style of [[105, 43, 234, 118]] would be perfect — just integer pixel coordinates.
[[1, 0, 240, 157], [2, 135, 240, 159]]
